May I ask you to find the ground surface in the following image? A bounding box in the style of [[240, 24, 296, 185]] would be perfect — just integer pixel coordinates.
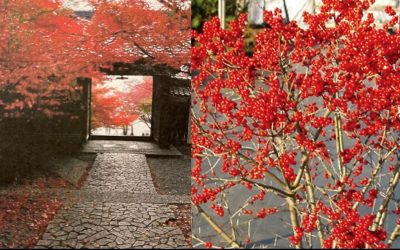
[[0, 141, 191, 249], [0, 189, 63, 248], [147, 153, 191, 195], [0, 163, 86, 249], [146, 145, 192, 245]]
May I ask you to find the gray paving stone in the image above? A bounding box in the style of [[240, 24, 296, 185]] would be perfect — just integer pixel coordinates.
[[77, 234, 87, 241], [74, 226, 85, 233], [36, 240, 52, 246], [120, 244, 133, 249], [107, 242, 117, 248], [65, 239, 77, 248], [76, 243, 84, 249], [116, 237, 125, 245]]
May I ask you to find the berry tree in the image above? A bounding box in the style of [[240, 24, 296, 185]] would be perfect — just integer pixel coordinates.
[[192, 0, 400, 248]]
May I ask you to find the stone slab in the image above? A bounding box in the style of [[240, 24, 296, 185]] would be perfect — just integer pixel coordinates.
[[41, 155, 90, 187], [81, 140, 182, 156]]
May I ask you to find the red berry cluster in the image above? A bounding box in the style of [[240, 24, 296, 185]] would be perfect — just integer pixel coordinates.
[[211, 204, 225, 217], [288, 226, 304, 246], [256, 207, 278, 219]]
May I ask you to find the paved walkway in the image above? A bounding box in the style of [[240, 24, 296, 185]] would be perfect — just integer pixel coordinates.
[[35, 150, 190, 249]]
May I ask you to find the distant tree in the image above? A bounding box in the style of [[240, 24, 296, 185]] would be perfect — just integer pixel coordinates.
[[138, 102, 152, 128], [90, 81, 122, 129]]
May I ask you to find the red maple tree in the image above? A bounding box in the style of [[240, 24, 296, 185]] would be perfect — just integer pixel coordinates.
[[86, 0, 190, 69], [0, 0, 190, 118], [0, 0, 93, 118]]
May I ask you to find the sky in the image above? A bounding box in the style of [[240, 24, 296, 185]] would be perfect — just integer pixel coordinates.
[[249, 0, 398, 27], [103, 75, 151, 94], [62, 0, 93, 11], [62, 0, 165, 11]]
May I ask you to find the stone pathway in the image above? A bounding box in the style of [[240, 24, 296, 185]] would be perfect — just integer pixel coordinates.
[[35, 152, 190, 249]]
